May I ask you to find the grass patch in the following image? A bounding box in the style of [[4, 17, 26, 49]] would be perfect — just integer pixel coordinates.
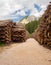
[[0, 42, 5, 46]]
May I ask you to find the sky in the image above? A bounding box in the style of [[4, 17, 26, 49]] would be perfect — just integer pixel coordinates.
[[0, 0, 51, 22]]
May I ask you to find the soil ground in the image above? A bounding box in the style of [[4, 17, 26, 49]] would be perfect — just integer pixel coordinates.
[[0, 38, 51, 65]]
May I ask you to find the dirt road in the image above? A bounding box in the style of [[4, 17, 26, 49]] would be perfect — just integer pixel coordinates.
[[0, 38, 51, 65]]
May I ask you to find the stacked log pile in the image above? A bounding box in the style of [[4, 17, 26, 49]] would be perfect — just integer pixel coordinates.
[[25, 30, 30, 40], [0, 20, 13, 44], [32, 2, 51, 49], [0, 20, 29, 44], [11, 23, 27, 42]]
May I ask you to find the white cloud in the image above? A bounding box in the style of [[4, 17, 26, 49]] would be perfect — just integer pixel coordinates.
[[17, 10, 26, 16], [0, 0, 51, 20], [0, 0, 23, 17]]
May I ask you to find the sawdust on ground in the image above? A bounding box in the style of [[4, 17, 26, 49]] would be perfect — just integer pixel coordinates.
[[0, 38, 51, 65]]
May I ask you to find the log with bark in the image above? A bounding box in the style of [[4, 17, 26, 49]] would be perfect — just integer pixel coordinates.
[[32, 2, 51, 49]]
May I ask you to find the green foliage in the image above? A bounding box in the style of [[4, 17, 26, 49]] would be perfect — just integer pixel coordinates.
[[25, 20, 40, 34], [0, 42, 5, 46]]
